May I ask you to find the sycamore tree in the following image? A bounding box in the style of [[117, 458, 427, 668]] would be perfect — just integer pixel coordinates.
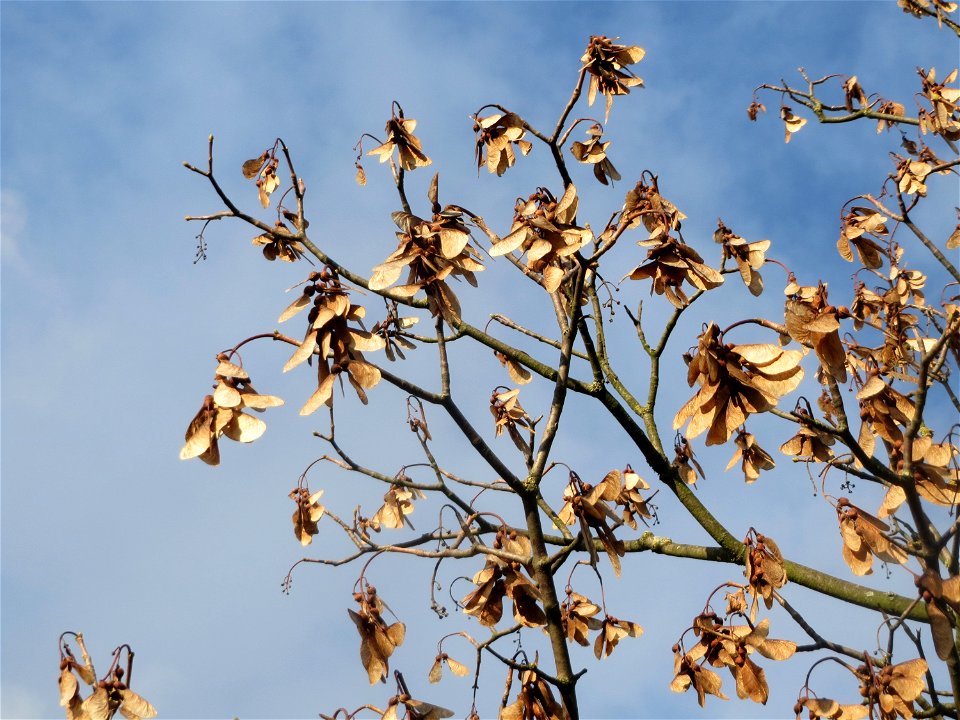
[[98, 3, 960, 720]]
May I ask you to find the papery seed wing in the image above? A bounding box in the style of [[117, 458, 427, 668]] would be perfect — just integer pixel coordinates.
[[888, 658, 927, 698], [386, 621, 406, 648], [805, 698, 840, 718], [293, 507, 312, 546], [279, 294, 311, 323], [593, 470, 622, 501], [369, 263, 405, 291], [213, 381, 242, 408], [733, 344, 783, 366], [283, 330, 319, 373], [725, 447, 743, 472], [688, 387, 722, 441], [755, 638, 796, 660], [526, 238, 553, 264], [857, 375, 887, 400], [180, 430, 213, 460], [673, 387, 706, 431], [839, 516, 864, 552], [555, 183, 579, 223], [311, 305, 338, 330], [388, 284, 423, 298], [505, 360, 532, 385], [199, 438, 221, 466], [326, 294, 349, 317], [119, 689, 158, 719], [877, 485, 906, 518], [841, 537, 873, 576], [837, 706, 869, 720], [212, 406, 234, 435], [542, 265, 565, 293], [240, 391, 284, 410], [361, 640, 387, 684], [223, 411, 267, 443], [446, 657, 469, 676], [372, 498, 403, 529], [215, 360, 249, 379], [349, 330, 387, 352], [59, 668, 79, 707], [814, 333, 848, 382], [242, 156, 266, 178], [926, 600, 955, 661], [80, 687, 111, 720], [68, 657, 96, 687], [734, 657, 769, 703], [348, 360, 381, 389], [405, 699, 455, 720], [433, 281, 461, 323], [440, 228, 470, 259], [300, 374, 336, 415], [489, 227, 529, 257]]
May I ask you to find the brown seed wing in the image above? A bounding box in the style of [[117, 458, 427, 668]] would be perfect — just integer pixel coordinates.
[[119, 689, 158, 719], [58, 668, 79, 708], [222, 412, 266, 443]]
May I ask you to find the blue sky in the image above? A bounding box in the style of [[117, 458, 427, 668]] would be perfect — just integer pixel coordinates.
[[2, 2, 958, 719]]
